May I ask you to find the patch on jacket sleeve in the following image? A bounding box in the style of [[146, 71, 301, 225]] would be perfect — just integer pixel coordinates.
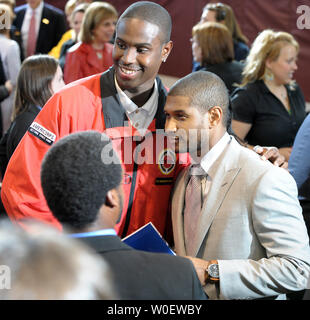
[[28, 122, 56, 146]]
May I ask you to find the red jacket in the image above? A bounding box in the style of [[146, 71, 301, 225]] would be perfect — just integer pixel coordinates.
[[1, 68, 190, 238], [64, 42, 113, 84]]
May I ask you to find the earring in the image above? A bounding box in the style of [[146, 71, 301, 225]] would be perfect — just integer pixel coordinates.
[[264, 68, 274, 82], [162, 56, 167, 63]]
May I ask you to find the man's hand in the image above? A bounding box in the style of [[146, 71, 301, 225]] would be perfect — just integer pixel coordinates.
[[185, 256, 210, 285], [253, 145, 288, 169]]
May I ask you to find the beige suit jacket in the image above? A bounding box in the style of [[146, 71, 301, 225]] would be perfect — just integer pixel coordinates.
[[172, 136, 310, 299]]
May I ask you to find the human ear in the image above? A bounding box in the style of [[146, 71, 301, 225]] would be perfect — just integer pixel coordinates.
[[102, 188, 122, 226], [265, 57, 275, 70], [105, 189, 119, 209], [161, 40, 173, 62], [208, 107, 223, 127]]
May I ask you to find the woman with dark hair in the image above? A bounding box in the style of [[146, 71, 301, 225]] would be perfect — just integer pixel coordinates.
[[0, 54, 65, 176], [201, 3, 249, 61], [193, 2, 249, 72], [192, 22, 243, 94], [64, 1, 117, 84]]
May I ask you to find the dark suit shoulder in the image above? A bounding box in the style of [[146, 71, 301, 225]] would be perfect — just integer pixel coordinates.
[[81, 235, 206, 300], [107, 249, 206, 299], [43, 3, 66, 16], [14, 4, 27, 14], [13, 5, 26, 28]]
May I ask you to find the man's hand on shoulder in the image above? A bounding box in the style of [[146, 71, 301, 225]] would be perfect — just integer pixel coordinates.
[[253, 145, 288, 169]]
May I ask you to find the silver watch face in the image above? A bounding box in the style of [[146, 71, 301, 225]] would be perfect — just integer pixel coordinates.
[[208, 263, 219, 278]]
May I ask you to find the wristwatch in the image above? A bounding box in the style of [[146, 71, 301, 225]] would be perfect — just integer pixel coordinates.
[[206, 260, 219, 282]]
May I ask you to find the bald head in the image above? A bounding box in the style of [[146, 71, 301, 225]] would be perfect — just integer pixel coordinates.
[[169, 71, 230, 127], [118, 1, 172, 43]]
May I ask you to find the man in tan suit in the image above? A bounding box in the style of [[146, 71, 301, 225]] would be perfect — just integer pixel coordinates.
[[165, 71, 310, 300]]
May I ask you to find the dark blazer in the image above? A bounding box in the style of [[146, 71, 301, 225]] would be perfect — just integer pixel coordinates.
[[13, 3, 67, 55], [80, 235, 207, 300]]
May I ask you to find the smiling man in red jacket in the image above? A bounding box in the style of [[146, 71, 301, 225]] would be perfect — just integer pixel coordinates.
[[2, 1, 286, 239], [1, 2, 185, 239]]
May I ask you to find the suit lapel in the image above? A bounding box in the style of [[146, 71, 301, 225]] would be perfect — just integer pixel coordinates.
[[191, 138, 242, 256]]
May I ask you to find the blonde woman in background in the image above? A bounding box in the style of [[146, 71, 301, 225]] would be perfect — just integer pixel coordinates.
[[59, 3, 89, 70], [49, 0, 94, 60], [231, 30, 306, 161], [48, 0, 79, 59]]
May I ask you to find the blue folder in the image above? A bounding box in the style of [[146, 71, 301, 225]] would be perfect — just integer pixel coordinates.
[[122, 222, 175, 255]]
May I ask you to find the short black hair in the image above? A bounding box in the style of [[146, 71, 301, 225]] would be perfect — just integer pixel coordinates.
[[41, 131, 122, 230], [169, 71, 231, 129], [118, 1, 172, 43]]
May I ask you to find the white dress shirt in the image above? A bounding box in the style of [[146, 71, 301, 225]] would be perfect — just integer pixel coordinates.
[[21, 1, 44, 57], [200, 132, 231, 174], [114, 77, 158, 135]]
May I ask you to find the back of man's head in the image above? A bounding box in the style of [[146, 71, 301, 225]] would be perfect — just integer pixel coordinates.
[[118, 1, 172, 43], [41, 131, 122, 230], [0, 221, 116, 300], [169, 71, 230, 128]]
